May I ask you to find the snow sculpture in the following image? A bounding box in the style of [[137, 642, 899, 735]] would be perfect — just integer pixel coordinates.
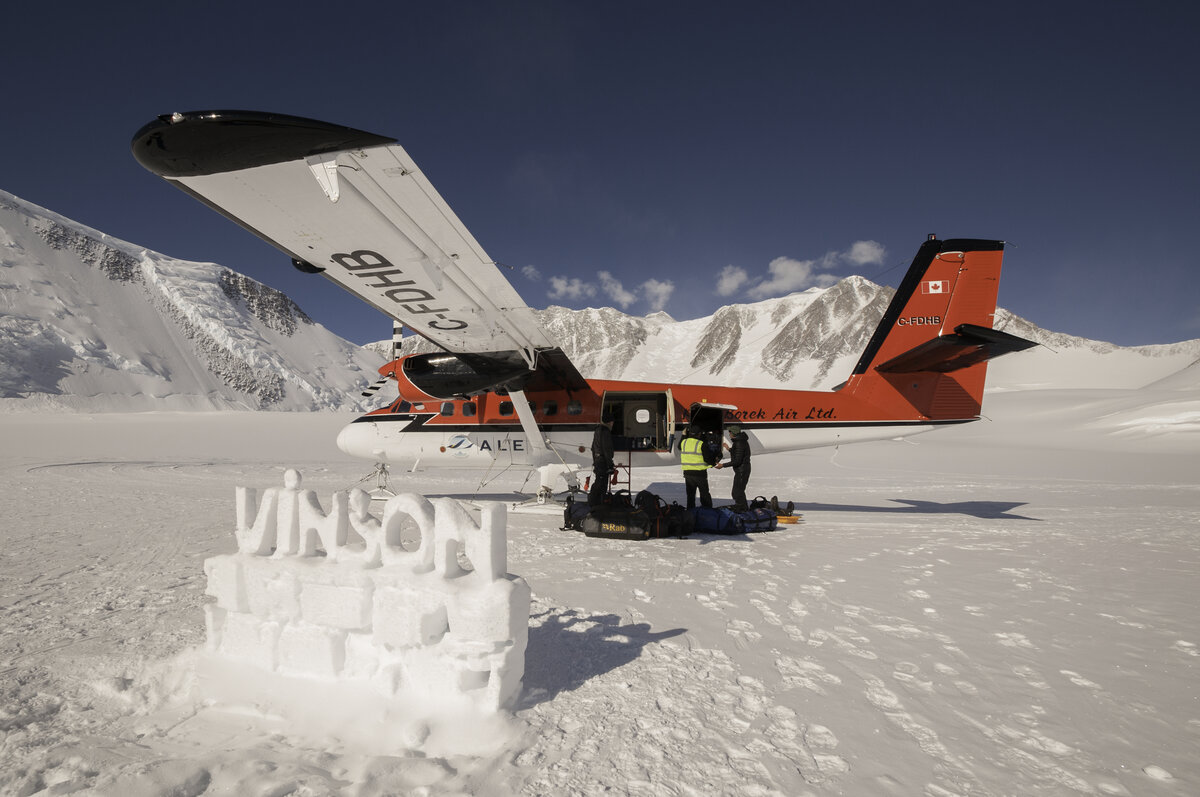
[[204, 469, 530, 714]]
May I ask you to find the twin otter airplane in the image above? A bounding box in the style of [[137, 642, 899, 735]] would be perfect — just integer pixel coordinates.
[[132, 110, 1034, 495]]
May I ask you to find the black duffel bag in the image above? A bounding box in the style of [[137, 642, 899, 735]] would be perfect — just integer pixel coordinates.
[[562, 496, 592, 531], [581, 503, 656, 540]]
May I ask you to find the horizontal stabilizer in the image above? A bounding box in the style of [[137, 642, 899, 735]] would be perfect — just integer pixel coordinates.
[[874, 324, 1036, 374]]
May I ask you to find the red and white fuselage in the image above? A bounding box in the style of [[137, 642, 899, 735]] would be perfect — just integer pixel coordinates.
[[338, 238, 1031, 473]]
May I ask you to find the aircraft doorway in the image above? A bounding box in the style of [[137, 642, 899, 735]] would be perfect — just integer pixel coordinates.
[[687, 402, 738, 437], [602, 391, 672, 453]]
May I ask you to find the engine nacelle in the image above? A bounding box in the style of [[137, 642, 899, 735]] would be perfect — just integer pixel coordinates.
[[396, 351, 530, 400]]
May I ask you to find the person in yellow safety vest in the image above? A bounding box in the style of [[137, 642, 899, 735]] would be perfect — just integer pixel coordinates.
[[680, 424, 715, 510]]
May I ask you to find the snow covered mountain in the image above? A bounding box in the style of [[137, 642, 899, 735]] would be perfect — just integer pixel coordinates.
[[388, 278, 1200, 393], [0, 190, 386, 412], [5, 186, 1195, 414]]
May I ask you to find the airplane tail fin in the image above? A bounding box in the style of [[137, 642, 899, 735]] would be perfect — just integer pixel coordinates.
[[842, 237, 1035, 421]]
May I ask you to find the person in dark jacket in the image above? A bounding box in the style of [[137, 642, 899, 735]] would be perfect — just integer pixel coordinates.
[[717, 424, 752, 510], [588, 412, 615, 506]]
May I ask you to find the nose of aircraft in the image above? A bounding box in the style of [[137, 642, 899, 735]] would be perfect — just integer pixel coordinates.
[[336, 420, 386, 461]]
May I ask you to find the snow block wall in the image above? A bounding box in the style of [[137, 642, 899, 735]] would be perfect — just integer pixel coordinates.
[[203, 469, 531, 714]]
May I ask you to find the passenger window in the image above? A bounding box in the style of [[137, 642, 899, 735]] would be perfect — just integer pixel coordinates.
[[567, 400, 583, 416], [499, 401, 513, 416], [440, 402, 454, 416], [543, 400, 558, 416], [462, 402, 477, 417]]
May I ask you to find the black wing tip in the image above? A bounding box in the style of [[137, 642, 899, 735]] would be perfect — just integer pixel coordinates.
[[936, 237, 1003, 250], [927, 237, 1005, 252], [131, 110, 397, 178]]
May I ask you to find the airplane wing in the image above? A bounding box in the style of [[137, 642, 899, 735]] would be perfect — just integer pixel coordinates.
[[131, 110, 555, 367]]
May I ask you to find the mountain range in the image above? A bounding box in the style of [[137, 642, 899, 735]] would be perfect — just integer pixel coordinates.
[[381, 278, 1200, 394], [0, 190, 385, 411], [3, 188, 1197, 414]]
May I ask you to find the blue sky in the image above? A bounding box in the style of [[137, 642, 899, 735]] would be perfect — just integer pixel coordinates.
[[5, 2, 1198, 346]]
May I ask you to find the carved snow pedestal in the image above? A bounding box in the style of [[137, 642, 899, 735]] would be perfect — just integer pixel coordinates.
[[203, 469, 531, 734]]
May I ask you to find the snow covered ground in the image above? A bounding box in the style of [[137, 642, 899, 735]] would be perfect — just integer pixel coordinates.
[[1, 389, 1197, 796]]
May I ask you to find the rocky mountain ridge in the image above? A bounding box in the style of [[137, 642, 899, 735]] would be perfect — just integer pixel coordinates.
[[384, 275, 1199, 392], [0, 190, 384, 411], [5, 187, 1195, 415]]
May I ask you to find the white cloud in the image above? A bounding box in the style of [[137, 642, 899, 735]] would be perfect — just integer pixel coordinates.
[[845, 240, 886, 266], [543, 271, 673, 313], [641, 278, 674, 312], [521, 265, 542, 280], [598, 271, 636, 309], [544, 271, 676, 314], [728, 240, 887, 301], [747, 256, 839, 299], [715, 265, 749, 297], [547, 275, 596, 302]]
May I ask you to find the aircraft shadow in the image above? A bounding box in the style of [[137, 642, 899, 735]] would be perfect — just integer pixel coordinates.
[[516, 607, 686, 709], [794, 499, 1041, 521], [373, 490, 531, 505], [442, 491, 529, 503], [642, 481, 687, 504], [610, 482, 1039, 522]]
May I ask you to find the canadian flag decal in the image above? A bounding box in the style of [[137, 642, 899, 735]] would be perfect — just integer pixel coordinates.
[[922, 280, 949, 295]]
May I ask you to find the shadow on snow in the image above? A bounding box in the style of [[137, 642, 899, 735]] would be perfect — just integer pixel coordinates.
[[795, 498, 1041, 521], [517, 607, 686, 709]]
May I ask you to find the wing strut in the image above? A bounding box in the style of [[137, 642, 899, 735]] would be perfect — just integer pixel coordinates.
[[509, 389, 549, 458]]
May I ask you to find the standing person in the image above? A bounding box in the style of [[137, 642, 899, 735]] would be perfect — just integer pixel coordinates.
[[680, 424, 714, 510], [589, 411, 615, 507], [717, 424, 752, 511]]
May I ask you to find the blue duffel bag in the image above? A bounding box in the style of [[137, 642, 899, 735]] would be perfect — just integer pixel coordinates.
[[691, 506, 745, 534], [692, 505, 778, 534], [738, 506, 778, 532]]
